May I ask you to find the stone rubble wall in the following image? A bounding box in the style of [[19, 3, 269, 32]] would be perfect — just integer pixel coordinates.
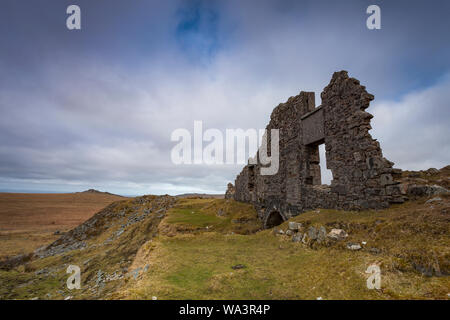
[[230, 71, 404, 227], [224, 183, 235, 200]]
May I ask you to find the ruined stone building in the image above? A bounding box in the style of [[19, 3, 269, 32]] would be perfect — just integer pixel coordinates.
[[229, 71, 405, 228]]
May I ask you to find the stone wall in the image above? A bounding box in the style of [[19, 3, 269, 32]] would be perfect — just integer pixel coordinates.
[[231, 71, 404, 228], [224, 183, 235, 200]]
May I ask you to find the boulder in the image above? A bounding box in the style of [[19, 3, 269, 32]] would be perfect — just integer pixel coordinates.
[[429, 185, 449, 196], [317, 226, 327, 243], [346, 243, 362, 251], [288, 222, 302, 231], [307, 226, 318, 240], [292, 233, 303, 243], [327, 229, 348, 241], [407, 184, 449, 197]]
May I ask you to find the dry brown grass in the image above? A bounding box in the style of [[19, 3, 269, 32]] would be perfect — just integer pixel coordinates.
[[0, 192, 125, 259]]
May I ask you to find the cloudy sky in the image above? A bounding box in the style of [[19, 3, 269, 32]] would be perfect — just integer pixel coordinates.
[[0, 0, 449, 195]]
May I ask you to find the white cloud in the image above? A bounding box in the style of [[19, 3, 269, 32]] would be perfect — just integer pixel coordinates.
[[371, 75, 450, 170]]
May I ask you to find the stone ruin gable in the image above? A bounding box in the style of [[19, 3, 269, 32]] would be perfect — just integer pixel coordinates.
[[232, 71, 404, 228]]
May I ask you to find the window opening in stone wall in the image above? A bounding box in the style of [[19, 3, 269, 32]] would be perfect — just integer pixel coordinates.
[[319, 143, 332, 185]]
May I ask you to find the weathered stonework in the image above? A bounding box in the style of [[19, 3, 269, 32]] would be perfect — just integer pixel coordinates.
[[230, 71, 404, 228], [225, 183, 235, 200]]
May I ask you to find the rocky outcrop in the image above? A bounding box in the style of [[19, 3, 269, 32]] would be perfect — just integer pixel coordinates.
[[396, 166, 450, 198], [276, 223, 350, 248], [403, 184, 449, 197]]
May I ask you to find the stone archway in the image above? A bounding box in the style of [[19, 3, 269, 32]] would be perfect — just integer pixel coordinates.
[[265, 210, 284, 228]]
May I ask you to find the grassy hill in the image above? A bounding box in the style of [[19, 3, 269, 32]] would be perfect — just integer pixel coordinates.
[[0, 187, 448, 300]]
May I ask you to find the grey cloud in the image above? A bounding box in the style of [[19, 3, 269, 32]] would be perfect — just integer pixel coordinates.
[[0, 0, 449, 195]]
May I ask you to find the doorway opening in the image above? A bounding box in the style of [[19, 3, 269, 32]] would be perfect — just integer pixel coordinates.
[[265, 210, 284, 228]]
